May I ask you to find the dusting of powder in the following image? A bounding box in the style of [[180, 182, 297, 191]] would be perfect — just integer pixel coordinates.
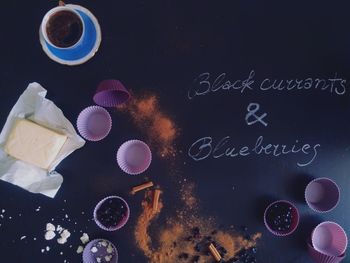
[[117, 93, 179, 158], [134, 184, 262, 263]]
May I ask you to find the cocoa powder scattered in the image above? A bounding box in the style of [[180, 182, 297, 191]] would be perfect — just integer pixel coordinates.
[[117, 93, 178, 158], [127, 91, 262, 263], [134, 190, 163, 258], [134, 185, 262, 263]]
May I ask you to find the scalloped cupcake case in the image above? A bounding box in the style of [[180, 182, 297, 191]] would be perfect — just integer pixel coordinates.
[[312, 221, 348, 257], [93, 80, 130, 107], [93, 196, 130, 231], [305, 177, 340, 213], [116, 140, 152, 175], [83, 239, 118, 263], [264, 200, 299, 237], [77, 106, 112, 142]]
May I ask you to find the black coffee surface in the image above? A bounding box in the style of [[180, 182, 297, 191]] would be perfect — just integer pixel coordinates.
[[96, 198, 128, 228], [46, 10, 83, 48], [266, 202, 294, 232]]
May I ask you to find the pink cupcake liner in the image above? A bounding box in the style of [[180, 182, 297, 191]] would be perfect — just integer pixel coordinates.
[[263, 200, 299, 237], [93, 196, 130, 231], [116, 140, 152, 175], [308, 242, 345, 263], [93, 79, 130, 107], [305, 177, 340, 213], [77, 106, 112, 141], [83, 239, 118, 263], [312, 221, 348, 257]]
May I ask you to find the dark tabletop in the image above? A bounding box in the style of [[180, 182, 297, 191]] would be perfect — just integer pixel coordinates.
[[1, 0, 350, 262]]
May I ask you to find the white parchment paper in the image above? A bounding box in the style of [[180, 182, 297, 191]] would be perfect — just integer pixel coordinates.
[[0, 83, 85, 198]]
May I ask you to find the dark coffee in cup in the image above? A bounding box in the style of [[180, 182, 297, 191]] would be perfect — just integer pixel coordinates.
[[46, 10, 83, 48]]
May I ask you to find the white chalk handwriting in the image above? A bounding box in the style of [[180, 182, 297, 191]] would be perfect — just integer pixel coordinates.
[[188, 71, 346, 99], [260, 73, 346, 95], [188, 135, 321, 167], [188, 71, 255, 99], [245, 103, 268, 127]]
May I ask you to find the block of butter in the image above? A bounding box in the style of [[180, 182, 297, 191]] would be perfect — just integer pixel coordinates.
[[4, 119, 67, 170]]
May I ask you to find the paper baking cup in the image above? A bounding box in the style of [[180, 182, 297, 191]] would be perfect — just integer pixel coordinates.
[[93, 196, 130, 231], [263, 200, 299, 237], [312, 221, 348, 257], [83, 239, 118, 263], [116, 140, 152, 175], [77, 106, 112, 141], [93, 80, 130, 107], [308, 242, 345, 263], [305, 178, 340, 213]]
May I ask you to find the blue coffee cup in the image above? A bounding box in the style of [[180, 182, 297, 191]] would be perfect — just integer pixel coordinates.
[[40, 4, 101, 65]]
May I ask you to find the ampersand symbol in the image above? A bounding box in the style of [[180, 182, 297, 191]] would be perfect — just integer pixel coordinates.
[[245, 103, 268, 127]]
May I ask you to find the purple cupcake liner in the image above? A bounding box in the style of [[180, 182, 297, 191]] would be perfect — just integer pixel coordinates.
[[93, 196, 130, 232], [77, 106, 112, 142], [83, 239, 118, 263], [305, 177, 340, 213], [93, 79, 130, 107], [312, 221, 348, 257], [263, 200, 299, 237], [116, 140, 152, 175], [308, 242, 345, 263]]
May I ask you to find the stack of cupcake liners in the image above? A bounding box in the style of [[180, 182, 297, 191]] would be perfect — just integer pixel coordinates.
[[308, 222, 347, 263], [308, 241, 345, 263]]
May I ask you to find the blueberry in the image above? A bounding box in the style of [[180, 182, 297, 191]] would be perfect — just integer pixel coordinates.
[[192, 227, 200, 235], [178, 253, 189, 259], [218, 246, 227, 255], [211, 230, 218, 235], [250, 247, 257, 254], [192, 255, 200, 263], [194, 243, 202, 252], [205, 236, 213, 242], [241, 226, 248, 232], [237, 249, 245, 256], [186, 236, 193, 242]]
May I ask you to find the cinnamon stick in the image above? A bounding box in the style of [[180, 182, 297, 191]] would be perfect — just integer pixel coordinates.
[[152, 189, 161, 213], [131, 181, 154, 195], [209, 243, 222, 262]]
